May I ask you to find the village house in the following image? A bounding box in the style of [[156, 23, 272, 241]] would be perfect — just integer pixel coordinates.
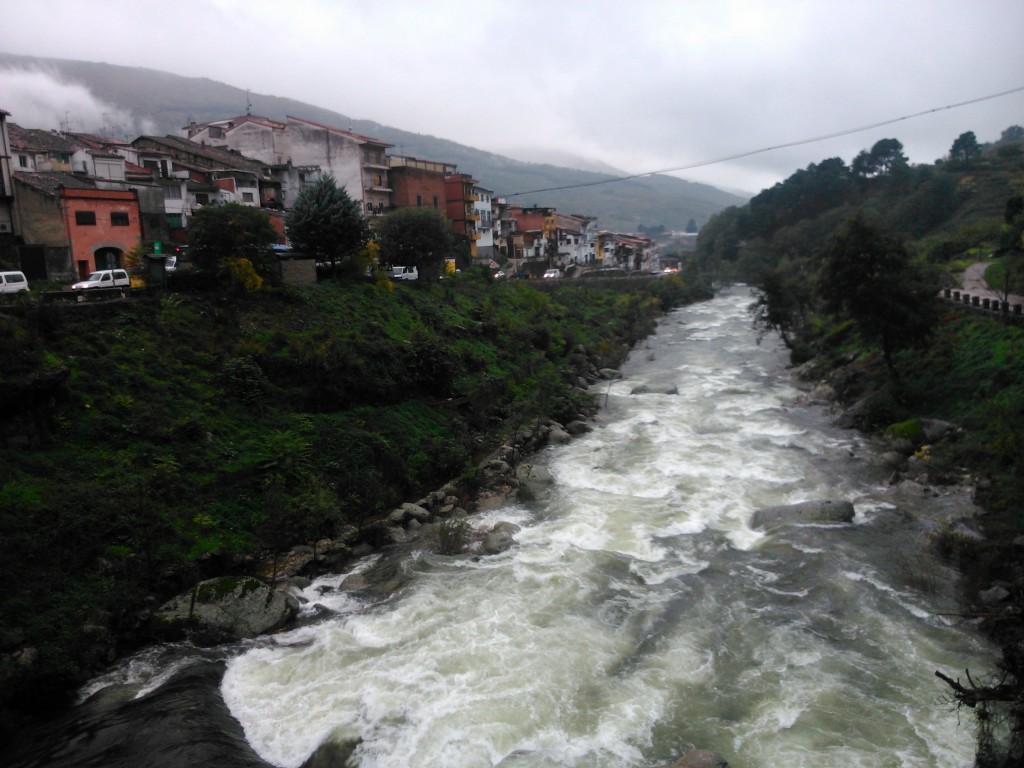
[[473, 185, 494, 262], [596, 231, 655, 272], [388, 155, 452, 214], [0, 110, 14, 263], [185, 115, 393, 217], [553, 212, 597, 268], [445, 172, 481, 261], [12, 171, 143, 280], [491, 196, 525, 268]]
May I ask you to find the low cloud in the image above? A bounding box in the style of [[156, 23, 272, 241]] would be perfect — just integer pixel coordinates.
[[0, 66, 154, 138]]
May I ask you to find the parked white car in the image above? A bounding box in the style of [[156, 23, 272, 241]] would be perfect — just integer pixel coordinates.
[[0, 271, 29, 294], [72, 269, 130, 290], [543, 268, 561, 279], [390, 266, 418, 281]]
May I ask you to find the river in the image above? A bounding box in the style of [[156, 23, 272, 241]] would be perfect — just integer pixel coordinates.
[[12, 288, 993, 767]]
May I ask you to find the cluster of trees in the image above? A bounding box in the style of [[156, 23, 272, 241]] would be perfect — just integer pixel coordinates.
[[186, 175, 461, 286], [698, 126, 1024, 287]]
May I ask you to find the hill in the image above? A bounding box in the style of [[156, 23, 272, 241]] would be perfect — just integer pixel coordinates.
[[0, 52, 746, 232]]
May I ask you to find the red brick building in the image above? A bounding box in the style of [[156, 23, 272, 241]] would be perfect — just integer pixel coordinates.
[[13, 172, 143, 279], [388, 156, 452, 213]]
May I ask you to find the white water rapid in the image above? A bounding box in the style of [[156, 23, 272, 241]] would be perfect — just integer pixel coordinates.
[[217, 289, 990, 768]]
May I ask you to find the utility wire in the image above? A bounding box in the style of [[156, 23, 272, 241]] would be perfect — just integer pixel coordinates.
[[502, 85, 1024, 198]]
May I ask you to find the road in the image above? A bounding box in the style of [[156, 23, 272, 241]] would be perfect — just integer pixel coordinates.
[[959, 261, 1024, 306]]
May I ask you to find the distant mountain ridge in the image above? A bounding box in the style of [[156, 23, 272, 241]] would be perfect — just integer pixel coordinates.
[[0, 52, 748, 232]]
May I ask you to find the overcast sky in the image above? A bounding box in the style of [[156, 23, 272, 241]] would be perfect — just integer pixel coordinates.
[[1, 0, 1022, 195]]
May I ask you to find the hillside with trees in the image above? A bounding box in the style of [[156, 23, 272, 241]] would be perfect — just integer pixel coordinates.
[[695, 125, 1024, 766]]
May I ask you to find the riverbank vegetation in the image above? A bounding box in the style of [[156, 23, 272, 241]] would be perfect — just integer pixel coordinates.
[[0, 271, 710, 730], [696, 124, 1024, 765]]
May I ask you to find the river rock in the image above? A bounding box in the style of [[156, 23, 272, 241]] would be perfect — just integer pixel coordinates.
[[751, 499, 855, 530], [921, 418, 957, 443], [151, 576, 298, 644], [482, 528, 517, 554], [565, 419, 592, 435], [516, 462, 555, 501], [979, 585, 1011, 605], [878, 450, 908, 471], [548, 425, 572, 444], [631, 383, 679, 395]]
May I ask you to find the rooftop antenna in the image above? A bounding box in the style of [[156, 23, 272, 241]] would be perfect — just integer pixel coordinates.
[[60, 111, 73, 133]]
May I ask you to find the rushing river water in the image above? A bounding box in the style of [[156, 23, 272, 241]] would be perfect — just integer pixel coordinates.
[[15, 289, 994, 768]]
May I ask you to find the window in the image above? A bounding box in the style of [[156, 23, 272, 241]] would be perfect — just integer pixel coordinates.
[[75, 211, 96, 226], [110, 212, 130, 226], [163, 185, 182, 200], [433, 196, 439, 208], [18, 155, 27, 168], [194, 193, 210, 205], [416, 195, 422, 206], [242, 192, 254, 203]]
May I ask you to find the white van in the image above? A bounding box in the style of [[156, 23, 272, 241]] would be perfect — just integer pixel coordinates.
[[71, 269, 130, 290], [390, 266, 419, 281], [0, 271, 29, 294]]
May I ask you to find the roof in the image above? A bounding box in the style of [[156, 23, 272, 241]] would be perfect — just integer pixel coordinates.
[[13, 170, 96, 195], [68, 131, 131, 148], [286, 115, 394, 148], [8, 123, 80, 154], [132, 134, 269, 174], [189, 115, 287, 135]]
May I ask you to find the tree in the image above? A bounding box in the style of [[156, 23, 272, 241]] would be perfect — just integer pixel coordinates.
[[188, 203, 278, 279], [999, 125, 1024, 144], [685, 218, 698, 234], [749, 264, 813, 355], [816, 215, 937, 378], [285, 174, 369, 277], [851, 149, 878, 179], [869, 138, 908, 176], [950, 131, 982, 166], [375, 207, 453, 281]]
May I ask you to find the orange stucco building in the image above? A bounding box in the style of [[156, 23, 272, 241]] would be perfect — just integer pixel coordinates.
[[59, 187, 143, 276]]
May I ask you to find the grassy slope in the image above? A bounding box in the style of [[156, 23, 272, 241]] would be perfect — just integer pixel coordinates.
[[0, 272, 708, 722]]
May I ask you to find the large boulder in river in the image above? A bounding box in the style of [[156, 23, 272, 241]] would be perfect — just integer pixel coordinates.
[[751, 499, 855, 530], [151, 576, 298, 644]]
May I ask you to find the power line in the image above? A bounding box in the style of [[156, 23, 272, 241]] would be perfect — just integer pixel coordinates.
[[502, 85, 1024, 198]]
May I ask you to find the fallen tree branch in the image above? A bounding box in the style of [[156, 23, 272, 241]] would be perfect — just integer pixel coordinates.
[[936, 669, 1018, 708]]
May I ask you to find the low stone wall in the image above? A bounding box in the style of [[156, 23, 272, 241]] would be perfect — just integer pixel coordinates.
[[940, 288, 1024, 327]]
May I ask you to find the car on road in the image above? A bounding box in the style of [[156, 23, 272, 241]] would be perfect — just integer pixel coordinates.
[[0, 271, 29, 294], [390, 266, 418, 281], [543, 269, 561, 279], [72, 269, 130, 290]]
